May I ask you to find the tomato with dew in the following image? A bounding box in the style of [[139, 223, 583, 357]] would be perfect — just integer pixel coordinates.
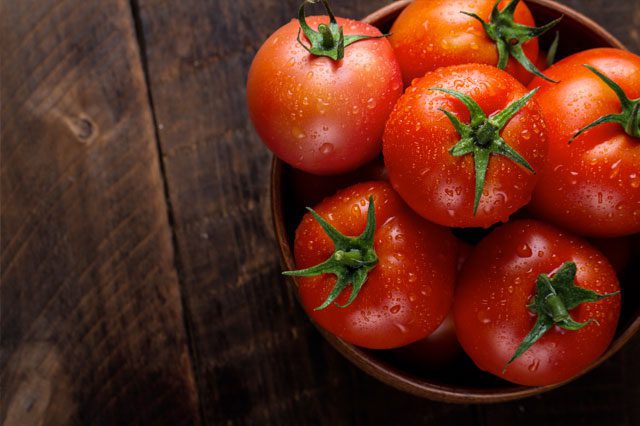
[[528, 48, 640, 237], [247, 0, 402, 175], [286, 181, 458, 349], [383, 64, 547, 228], [388, 0, 560, 86], [454, 220, 620, 386]]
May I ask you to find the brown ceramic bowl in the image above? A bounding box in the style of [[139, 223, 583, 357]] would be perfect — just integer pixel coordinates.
[[271, 0, 639, 403]]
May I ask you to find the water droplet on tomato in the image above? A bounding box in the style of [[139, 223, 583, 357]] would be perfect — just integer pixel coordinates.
[[319, 143, 334, 154], [516, 244, 532, 258], [366, 98, 376, 109], [528, 359, 540, 372], [292, 127, 306, 139], [390, 305, 401, 314], [407, 272, 416, 282], [521, 130, 531, 140], [477, 309, 491, 324], [394, 323, 408, 333]]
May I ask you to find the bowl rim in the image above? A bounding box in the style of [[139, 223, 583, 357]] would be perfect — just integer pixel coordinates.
[[270, 0, 637, 403]]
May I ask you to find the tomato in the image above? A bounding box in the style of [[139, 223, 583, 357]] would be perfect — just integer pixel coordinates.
[[454, 220, 621, 386], [287, 181, 458, 349], [388, 0, 559, 87], [247, 1, 402, 175], [528, 48, 640, 237], [393, 242, 471, 368], [383, 64, 547, 228]]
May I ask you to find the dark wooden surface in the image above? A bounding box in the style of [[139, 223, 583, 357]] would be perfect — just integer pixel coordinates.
[[1, 0, 638, 425]]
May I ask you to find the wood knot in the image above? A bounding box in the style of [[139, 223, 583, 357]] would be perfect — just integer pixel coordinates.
[[65, 115, 96, 143]]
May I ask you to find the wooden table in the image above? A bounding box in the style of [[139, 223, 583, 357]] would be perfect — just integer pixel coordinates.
[[2, 0, 639, 424]]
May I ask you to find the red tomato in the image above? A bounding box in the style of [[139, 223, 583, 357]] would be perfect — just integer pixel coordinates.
[[528, 48, 640, 237], [383, 64, 547, 228], [247, 7, 402, 175], [389, 0, 550, 86], [454, 220, 621, 386], [289, 182, 458, 349], [393, 242, 471, 368]]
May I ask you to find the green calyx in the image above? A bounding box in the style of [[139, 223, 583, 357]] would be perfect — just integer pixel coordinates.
[[296, 0, 385, 61], [431, 86, 538, 215], [283, 196, 378, 310], [546, 31, 560, 67], [461, 0, 562, 82], [570, 65, 640, 142], [505, 262, 620, 370]]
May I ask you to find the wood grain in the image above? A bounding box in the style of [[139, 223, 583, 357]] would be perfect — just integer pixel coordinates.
[[2, 0, 639, 424], [0, 0, 199, 424]]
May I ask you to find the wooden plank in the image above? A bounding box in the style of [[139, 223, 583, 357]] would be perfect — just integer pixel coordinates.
[[134, 0, 477, 423], [0, 0, 200, 424]]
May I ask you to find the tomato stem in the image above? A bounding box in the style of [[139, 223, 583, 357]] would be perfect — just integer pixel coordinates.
[[431, 87, 537, 215], [461, 0, 561, 82], [296, 0, 386, 61], [283, 196, 379, 310], [569, 65, 640, 141], [504, 262, 619, 371]]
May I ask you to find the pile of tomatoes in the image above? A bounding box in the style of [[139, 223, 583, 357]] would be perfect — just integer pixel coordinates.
[[247, 0, 639, 387]]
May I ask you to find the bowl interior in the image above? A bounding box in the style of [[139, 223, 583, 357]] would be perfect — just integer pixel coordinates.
[[272, 0, 639, 403]]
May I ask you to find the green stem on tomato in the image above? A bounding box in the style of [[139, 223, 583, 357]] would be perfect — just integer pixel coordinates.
[[504, 261, 620, 372], [461, 0, 562, 82], [283, 196, 378, 310], [569, 65, 640, 141], [296, 0, 386, 61], [431, 86, 538, 215]]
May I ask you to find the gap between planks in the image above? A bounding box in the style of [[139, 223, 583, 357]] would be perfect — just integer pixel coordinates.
[[126, 0, 206, 424]]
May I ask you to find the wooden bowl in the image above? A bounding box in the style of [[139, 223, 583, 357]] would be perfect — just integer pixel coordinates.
[[271, 0, 639, 403]]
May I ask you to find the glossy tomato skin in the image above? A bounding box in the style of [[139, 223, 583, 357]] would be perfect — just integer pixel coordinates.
[[389, 0, 539, 87], [393, 242, 471, 367], [383, 64, 548, 228], [247, 16, 402, 175], [528, 48, 640, 237], [293, 182, 458, 349], [454, 220, 621, 386]]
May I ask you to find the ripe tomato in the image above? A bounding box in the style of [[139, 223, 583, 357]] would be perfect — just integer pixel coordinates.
[[247, 1, 402, 175], [454, 220, 621, 386], [527, 48, 640, 237], [388, 0, 558, 87], [287, 181, 458, 349], [393, 242, 471, 368], [383, 64, 547, 228]]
